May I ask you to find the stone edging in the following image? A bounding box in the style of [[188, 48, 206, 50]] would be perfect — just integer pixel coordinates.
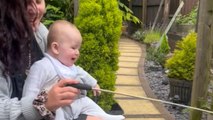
[[135, 40, 175, 120]]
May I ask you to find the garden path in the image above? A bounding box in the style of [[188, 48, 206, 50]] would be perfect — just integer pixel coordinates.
[[115, 36, 174, 120]]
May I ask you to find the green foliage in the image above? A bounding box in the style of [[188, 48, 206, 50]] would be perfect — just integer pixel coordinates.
[[75, 0, 122, 111], [42, 5, 65, 27], [146, 47, 166, 66], [158, 34, 170, 55], [143, 30, 161, 44], [176, 6, 198, 25], [131, 29, 144, 42], [165, 32, 197, 81], [118, 1, 141, 24], [42, 0, 74, 27], [146, 34, 170, 66]]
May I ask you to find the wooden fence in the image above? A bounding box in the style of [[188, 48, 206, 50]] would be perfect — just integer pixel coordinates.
[[123, 0, 198, 33]]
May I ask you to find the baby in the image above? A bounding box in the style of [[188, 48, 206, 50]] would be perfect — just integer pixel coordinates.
[[23, 20, 125, 120]]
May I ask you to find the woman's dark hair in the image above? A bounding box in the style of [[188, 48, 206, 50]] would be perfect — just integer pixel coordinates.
[[0, 0, 35, 76]]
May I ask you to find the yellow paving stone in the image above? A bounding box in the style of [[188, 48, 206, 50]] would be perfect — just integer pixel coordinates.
[[117, 68, 138, 75], [119, 49, 141, 53], [114, 86, 146, 97], [119, 45, 139, 48], [120, 46, 141, 48], [116, 75, 141, 85], [119, 40, 133, 42], [119, 61, 138, 68], [119, 39, 134, 42], [121, 52, 141, 57], [119, 57, 140, 62], [125, 118, 165, 120], [119, 42, 138, 44], [119, 43, 139, 46], [119, 47, 141, 50], [117, 99, 161, 114], [114, 37, 173, 120]]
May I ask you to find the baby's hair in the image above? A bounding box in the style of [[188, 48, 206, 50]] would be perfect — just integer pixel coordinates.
[[47, 20, 78, 49]]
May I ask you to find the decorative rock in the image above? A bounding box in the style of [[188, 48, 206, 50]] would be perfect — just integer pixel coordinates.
[[162, 78, 169, 85]]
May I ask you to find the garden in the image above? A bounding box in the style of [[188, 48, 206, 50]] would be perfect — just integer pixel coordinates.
[[42, 0, 213, 120], [129, 1, 213, 120]]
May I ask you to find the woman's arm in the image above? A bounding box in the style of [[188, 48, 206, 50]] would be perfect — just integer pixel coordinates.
[[34, 23, 49, 52], [0, 72, 42, 120]]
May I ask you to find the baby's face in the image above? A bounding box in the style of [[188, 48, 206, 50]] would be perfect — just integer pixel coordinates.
[[57, 30, 82, 67]]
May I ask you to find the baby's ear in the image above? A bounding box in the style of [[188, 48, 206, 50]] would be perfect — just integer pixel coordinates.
[[51, 42, 59, 54]]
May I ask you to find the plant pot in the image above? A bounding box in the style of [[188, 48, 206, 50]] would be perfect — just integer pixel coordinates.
[[106, 102, 124, 115], [176, 24, 195, 33], [168, 78, 192, 105], [171, 24, 195, 37]]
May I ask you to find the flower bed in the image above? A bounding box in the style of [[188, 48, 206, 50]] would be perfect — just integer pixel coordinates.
[[144, 60, 207, 120]]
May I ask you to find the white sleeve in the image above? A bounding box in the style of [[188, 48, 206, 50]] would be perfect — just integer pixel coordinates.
[[34, 23, 48, 53], [0, 64, 41, 120], [76, 66, 97, 87]]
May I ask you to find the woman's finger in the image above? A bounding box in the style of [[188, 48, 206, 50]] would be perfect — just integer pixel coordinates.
[[59, 92, 78, 100], [59, 86, 80, 94], [57, 79, 79, 87]]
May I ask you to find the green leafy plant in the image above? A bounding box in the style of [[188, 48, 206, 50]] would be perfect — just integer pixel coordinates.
[[118, 1, 141, 24], [146, 34, 170, 66], [158, 34, 170, 55], [131, 29, 144, 42], [42, 0, 74, 27], [42, 5, 65, 27], [165, 32, 197, 80], [176, 6, 198, 25], [146, 47, 165, 66], [143, 30, 161, 44], [75, 0, 122, 111]]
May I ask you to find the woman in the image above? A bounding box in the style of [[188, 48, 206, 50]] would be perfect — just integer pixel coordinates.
[[0, 0, 80, 119]]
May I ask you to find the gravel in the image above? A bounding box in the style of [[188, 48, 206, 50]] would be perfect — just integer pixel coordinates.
[[144, 60, 208, 120]]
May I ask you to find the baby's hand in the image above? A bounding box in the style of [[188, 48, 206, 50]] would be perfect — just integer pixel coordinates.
[[93, 84, 101, 96]]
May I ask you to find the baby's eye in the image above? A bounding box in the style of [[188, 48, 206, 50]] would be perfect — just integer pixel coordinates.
[[71, 47, 75, 49], [36, 0, 42, 4]]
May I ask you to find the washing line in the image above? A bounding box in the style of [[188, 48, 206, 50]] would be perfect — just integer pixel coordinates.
[[67, 83, 213, 114]]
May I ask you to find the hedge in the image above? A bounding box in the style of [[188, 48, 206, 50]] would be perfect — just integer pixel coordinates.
[[75, 0, 122, 110]]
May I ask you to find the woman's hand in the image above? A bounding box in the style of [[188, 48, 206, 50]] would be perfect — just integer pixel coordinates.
[[93, 84, 101, 96], [44, 79, 80, 111]]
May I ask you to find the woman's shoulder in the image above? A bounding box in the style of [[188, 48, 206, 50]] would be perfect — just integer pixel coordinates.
[[38, 23, 48, 32]]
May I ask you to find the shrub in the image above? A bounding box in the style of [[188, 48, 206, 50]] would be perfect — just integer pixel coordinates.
[[146, 47, 165, 66], [158, 34, 170, 55], [118, 1, 141, 24], [42, 5, 65, 27], [146, 34, 170, 66], [143, 30, 161, 44], [131, 29, 144, 42], [165, 32, 197, 81], [42, 0, 74, 27], [175, 6, 198, 25], [75, 0, 122, 111]]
